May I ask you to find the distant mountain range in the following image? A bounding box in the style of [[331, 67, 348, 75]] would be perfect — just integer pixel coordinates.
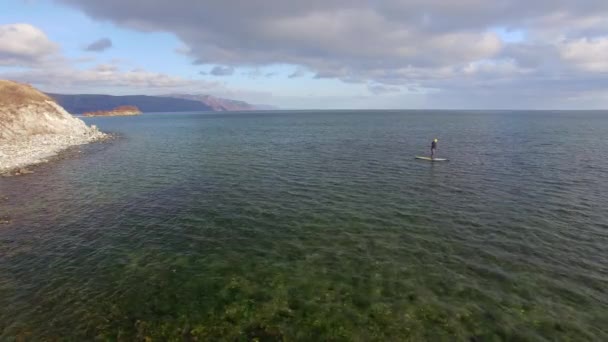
[[163, 94, 254, 111], [162, 94, 277, 111], [47, 93, 276, 114]]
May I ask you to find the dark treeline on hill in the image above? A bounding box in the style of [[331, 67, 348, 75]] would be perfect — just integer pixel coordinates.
[[47, 94, 214, 114]]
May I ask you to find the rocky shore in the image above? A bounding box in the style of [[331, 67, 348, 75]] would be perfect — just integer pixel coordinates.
[[0, 130, 106, 174], [0, 80, 107, 174]]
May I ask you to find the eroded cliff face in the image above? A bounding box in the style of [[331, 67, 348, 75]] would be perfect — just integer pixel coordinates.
[[0, 80, 102, 140], [0, 80, 106, 172]]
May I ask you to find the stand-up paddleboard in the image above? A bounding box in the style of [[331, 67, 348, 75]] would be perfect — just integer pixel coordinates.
[[415, 156, 448, 162]]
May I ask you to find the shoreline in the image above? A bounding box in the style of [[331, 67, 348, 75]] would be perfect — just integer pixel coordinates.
[[0, 131, 108, 175]]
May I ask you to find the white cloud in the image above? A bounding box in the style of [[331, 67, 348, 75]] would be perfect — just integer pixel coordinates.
[[0, 23, 58, 65], [367, 83, 401, 95], [12, 1, 608, 107], [2, 64, 218, 91], [560, 37, 608, 72], [0, 23, 250, 98], [462, 59, 529, 76]]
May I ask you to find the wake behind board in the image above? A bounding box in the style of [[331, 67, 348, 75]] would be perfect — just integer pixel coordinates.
[[415, 156, 448, 162]]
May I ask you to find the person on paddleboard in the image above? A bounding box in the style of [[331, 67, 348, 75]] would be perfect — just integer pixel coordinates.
[[431, 138, 438, 159]]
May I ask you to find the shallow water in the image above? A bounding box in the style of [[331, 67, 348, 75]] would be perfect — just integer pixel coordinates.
[[1, 110, 607, 340]]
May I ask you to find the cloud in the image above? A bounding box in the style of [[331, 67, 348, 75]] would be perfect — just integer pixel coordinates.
[[210, 65, 234, 76], [174, 46, 191, 55], [288, 68, 307, 78], [1, 64, 208, 90], [243, 68, 263, 79], [367, 84, 401, 95], [53, 1, 507, 69], [560, 37, 608, 72], [0, 23, 58, 65], [24, 1, 608, 106], [0, 24, 222, 93], [0, 23, 270, 105], [85, 38, 113, 52]]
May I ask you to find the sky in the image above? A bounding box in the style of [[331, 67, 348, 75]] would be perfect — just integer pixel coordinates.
[[1, 0, 608, 109]]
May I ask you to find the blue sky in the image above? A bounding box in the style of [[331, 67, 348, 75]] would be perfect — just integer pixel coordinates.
[[0, 0, 371, 107], [2, 0, 608, 109]]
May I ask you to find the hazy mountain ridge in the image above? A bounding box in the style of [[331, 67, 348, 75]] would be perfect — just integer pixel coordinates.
[[47, 94, 214, 114], [162, 94, 278, 111], [47, 93, 276, 114], [163, 94, 255, 111]]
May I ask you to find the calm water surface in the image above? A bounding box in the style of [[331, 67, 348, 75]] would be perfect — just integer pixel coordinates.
[[1, 110, 607, 340]]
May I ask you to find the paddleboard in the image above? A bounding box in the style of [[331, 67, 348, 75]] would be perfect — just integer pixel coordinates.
[[415, 156, 448, 162]]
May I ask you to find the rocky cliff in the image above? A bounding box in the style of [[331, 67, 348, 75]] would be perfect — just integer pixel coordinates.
[[0, 80, 106, 173], [83, 105, 142, 117]]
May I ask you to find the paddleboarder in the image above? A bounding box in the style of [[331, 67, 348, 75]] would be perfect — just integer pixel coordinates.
[[431, 138, 438, 159]]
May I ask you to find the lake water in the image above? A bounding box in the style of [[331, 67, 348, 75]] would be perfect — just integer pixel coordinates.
[[1, 110, 607, 340]]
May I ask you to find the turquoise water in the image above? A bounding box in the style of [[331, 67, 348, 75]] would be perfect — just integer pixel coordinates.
[[1, 110, 607, 340]]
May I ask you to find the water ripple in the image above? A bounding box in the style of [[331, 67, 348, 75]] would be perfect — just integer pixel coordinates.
[[1, 111, 607, 340]]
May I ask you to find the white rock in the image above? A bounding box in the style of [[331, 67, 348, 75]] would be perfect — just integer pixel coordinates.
[[0, 80, 109, 173]]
